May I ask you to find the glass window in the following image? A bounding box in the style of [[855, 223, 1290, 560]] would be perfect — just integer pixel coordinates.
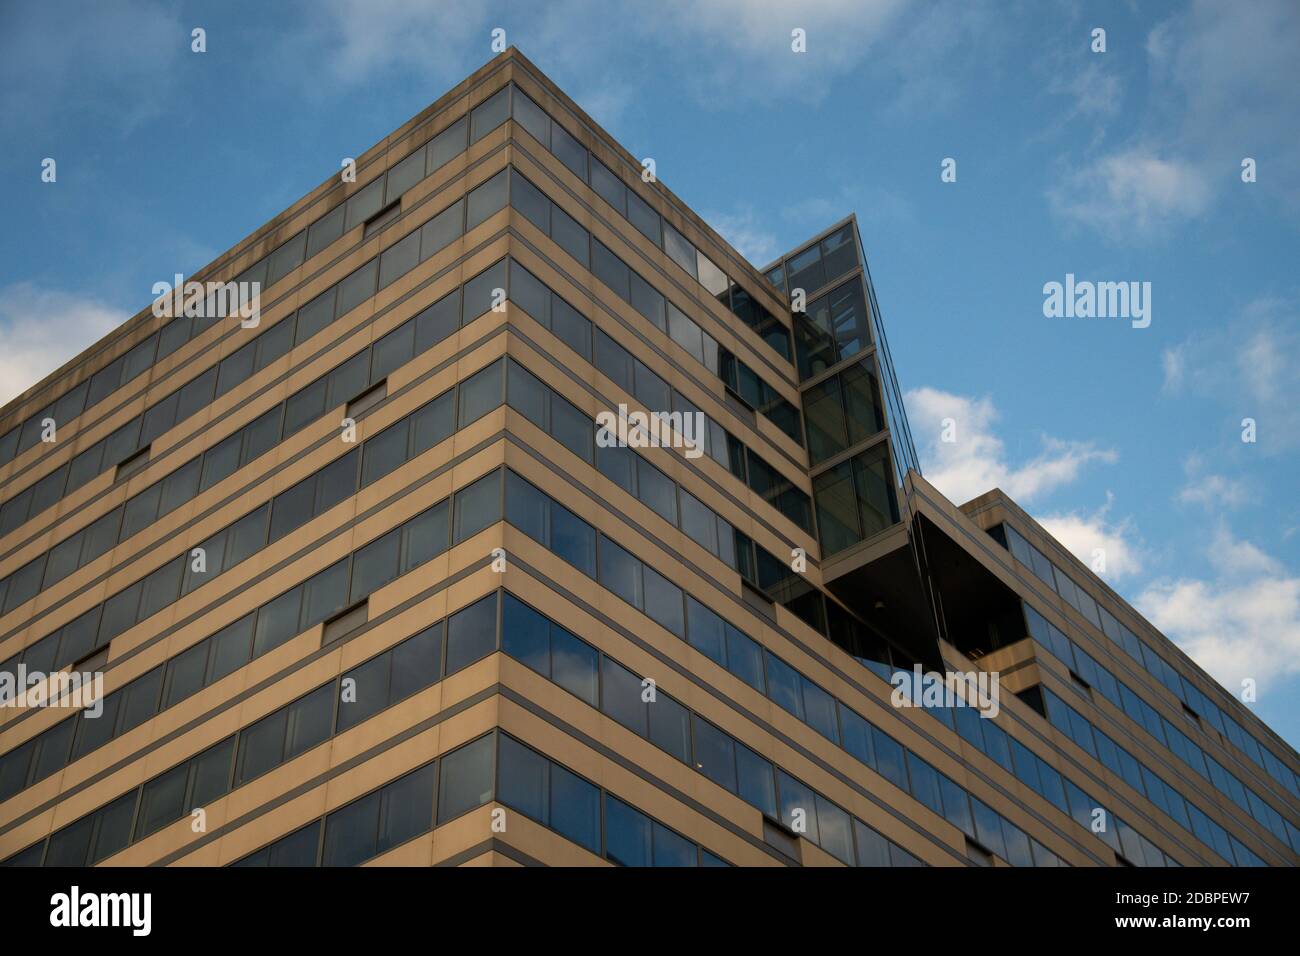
[[643, 566, 684, 638], [462, 255, 507, 321], [252, 586, 302, 656], [307, 203, 346, 259], [511, 88, 550, 145], [635, 458, 677, 524], [208, 615, 254, 683], [378, 229, 421, 289], [599, 535, 643, 609], [551, 500, 595, 576], [323, 790, 380, 867], [600, 656, 647, 736], [426, 116, 467, 174], [905, 752, 944, 815], [510, 172, 550, 232], [456, 359, 503, 429], [502, 594, 550, 675], [409, 390, 454, 455], [726, 626, 765, 691], [592, 239, 630, 300], [815, 794, 855, 864], [470, 86, 510, 142], [604, 796, 651, 866], [685, 597, 725, 665], [692, 715, 737, 793], [590, 160, 626, 215], [551, 762, 601, 854], [647, 692, 691, 763], [336, 259, 378, 318], [390, 623, 442, 701], [236, 706, 288, 784], [550, 122, 588, 180], [466, 169, 508, 231], [445, 593, 498, 674], [871, 727, 908, 792], [419, 198, 463, 260], [777, 771, 819, 842], [764, 652, 804, 719], [853, 819, 891, 867], [549, 204, 589, 267], [452, 469, 501, 544], [626, 190, 660, 244], [350, 530, 400, 602], [284, 684, 334, 759], [550, 393, 592, 463], [629, 270, 665, 330], [337, 652, 390, 733], [386, 147, 425, 202], [506, 360, 548, 431], [137, 764, 188, 838], [361, 420, 409, 487], [662, 222, 697, 278], [498, 733, 549, 820], [550, 295, 591, 357], [508, 260, 550, 324], [345, 177, 385, 231], [437, 734, 495, 822], [551, 624, 598, 707], [801, 679, 839, 744]]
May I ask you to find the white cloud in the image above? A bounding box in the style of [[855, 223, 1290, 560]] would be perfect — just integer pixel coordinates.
[[1038, 497, 1145, 581], [700, 208, 780, 267], [0, 284, 125, 406], [906, 386, 1117, 506], [1179, 473, 1249, 510], [312, 0, 487, 80], [1137, 530, 1300, 699], [1161, 297, 1300, 451], [1048, 148, 1212, 239]]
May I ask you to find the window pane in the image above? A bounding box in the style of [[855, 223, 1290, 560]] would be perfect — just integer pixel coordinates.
[[457, 361, 503, 432], [208, 615, 254, 683], [437, 734, 495, 822], [550, 204, 589, 267], [378, 229, 421, 289], [550, 122, 587, 180], [551, 762, 601, 854], [373, 762, 437, 855], [550, 393, 592, 462], [137, 764, 188, 838], [452, 469, 501, 544], [600, 656, 647, 736], [336, 259, 378, 318], [498, 733, 549, 821], [284, 685, 335, 760], [189, 737, 236, 808], [502, 593, 550, 676], [466, 169, 508, 231], [551, 500, 595, 576], [323, 791, 380, 867], [409, 390, 454, 456], [642, 565, 684, 637], [590, 159, 626, 214], [692, 715, 737, 793], [604, 797, 651, 866], [463, 258, 508, 323], [390, 624, 443, 701], [512, 88, 550, 145], [361, 420, 408, 487], [505, 470, 548, 542], [252, 587, 302, 656], [470, 86, 510, 142], [350, 531, 400, 602], [445, 593, 498, 674], [647, 692, 691, 763], [551, 624, 598, 707], [426, 116, 467, 174], [337, 652, 390, 732], [236, 707, 288, 784], [386, 147, 426, 201], [401, 501, 449, 571], [419, 198, 463, 260], [599, 534, 643, 609]]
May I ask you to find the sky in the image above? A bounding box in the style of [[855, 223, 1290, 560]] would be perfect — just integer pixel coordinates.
[[1, 0, 1298, 747]]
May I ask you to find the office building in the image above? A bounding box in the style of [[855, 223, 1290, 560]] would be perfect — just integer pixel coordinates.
[[1, 49, 1296, 868]]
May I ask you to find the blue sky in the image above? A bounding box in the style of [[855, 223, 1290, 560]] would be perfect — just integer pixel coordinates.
[[1, 0, 1298, 748]]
